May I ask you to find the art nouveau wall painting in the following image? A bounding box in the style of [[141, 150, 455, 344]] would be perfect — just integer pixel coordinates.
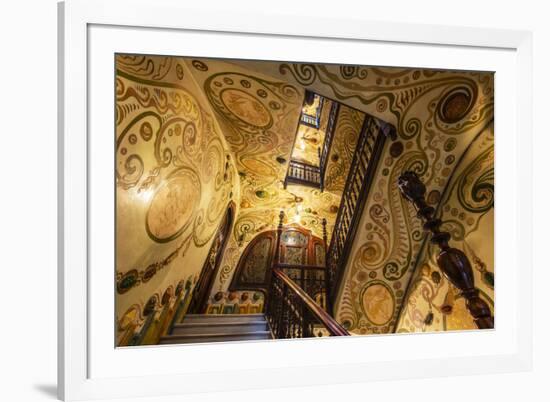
[[114, 54, 494, 347]]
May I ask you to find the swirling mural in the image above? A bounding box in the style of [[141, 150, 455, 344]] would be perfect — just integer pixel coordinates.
[[186, 60, 347, 296], [115, 55, 239, 331], [323, 105, 364, 194], [226, 60, 493, 333], [115, 54, 494, 341], [395, 123, 494, 333]]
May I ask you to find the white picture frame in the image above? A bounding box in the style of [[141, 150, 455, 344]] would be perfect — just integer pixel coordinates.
[[58, 0, 533, 400]]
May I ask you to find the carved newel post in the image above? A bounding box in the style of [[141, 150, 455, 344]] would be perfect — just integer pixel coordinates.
[[397, 171, 494, 329]]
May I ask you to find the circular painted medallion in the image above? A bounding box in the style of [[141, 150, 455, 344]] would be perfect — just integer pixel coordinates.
[[437, 86, 477, 124], [361, 282, 395, 326], [146, 169, 200, 243], [220, 89, 272, 128]]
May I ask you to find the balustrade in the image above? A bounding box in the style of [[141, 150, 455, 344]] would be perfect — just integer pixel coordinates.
[[265, 267, 350, 338], [284, 160, 321, 188], [326, 117, 394, 309]]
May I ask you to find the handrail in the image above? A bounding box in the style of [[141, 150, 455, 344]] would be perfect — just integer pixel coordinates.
[[276, 263, 326, 308], [267, 268, 350, 337]]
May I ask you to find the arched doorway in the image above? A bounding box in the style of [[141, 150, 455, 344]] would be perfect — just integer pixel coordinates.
[[188, 202, 235, 313], [229, 224, 326, 304]]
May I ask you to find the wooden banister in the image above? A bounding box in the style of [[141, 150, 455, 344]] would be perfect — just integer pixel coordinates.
[[275, 263, 326, 308], [397, 171, 494, 329], [266, 268, 350, 338]]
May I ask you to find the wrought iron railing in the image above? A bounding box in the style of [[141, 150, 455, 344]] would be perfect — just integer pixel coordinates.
[[265, 268, 350, 338], [301, 91, 323, 128], [326, 116, 395, 310], [319, 102, 340, 191], [284, 160, 321, 188], [277, 263, 327, 309]]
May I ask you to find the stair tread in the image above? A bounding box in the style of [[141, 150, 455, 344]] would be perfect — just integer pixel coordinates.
[[182, 314, 266, 325], [175, 321, 266, 327], [162, 330, 271, 339], [185, 314, 264, 318], [159, 332, 272, 344]]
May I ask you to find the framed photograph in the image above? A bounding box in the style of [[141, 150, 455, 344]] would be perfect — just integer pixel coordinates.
[[58, 0, 533, 400]]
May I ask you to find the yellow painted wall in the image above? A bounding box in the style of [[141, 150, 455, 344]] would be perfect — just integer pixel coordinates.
[[114, 55, 240, 344]]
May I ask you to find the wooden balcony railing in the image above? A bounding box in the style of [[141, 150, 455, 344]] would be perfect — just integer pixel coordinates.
[[326, 116, 395, 311], [265, 268, 350, 338], [284, 160, 321, 189]]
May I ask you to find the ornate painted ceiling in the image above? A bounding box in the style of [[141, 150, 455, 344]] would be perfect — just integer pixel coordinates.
[[184, 59, 351, 295], [228, 60, 494, 334], [114, 55, 351, 323], [115, 54, 494, 337]]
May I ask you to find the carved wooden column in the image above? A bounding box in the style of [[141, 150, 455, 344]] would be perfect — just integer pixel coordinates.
[[397, 171, 494, 329]]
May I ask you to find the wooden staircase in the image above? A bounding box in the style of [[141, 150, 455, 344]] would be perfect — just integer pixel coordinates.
[[159, 314, 272, 344]]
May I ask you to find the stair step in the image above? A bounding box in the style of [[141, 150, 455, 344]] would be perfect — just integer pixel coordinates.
[[160, 331, 272, 345], [163, 314, 272, 344], [171, 321, 268, 335], [183, 314, 265, 324]]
